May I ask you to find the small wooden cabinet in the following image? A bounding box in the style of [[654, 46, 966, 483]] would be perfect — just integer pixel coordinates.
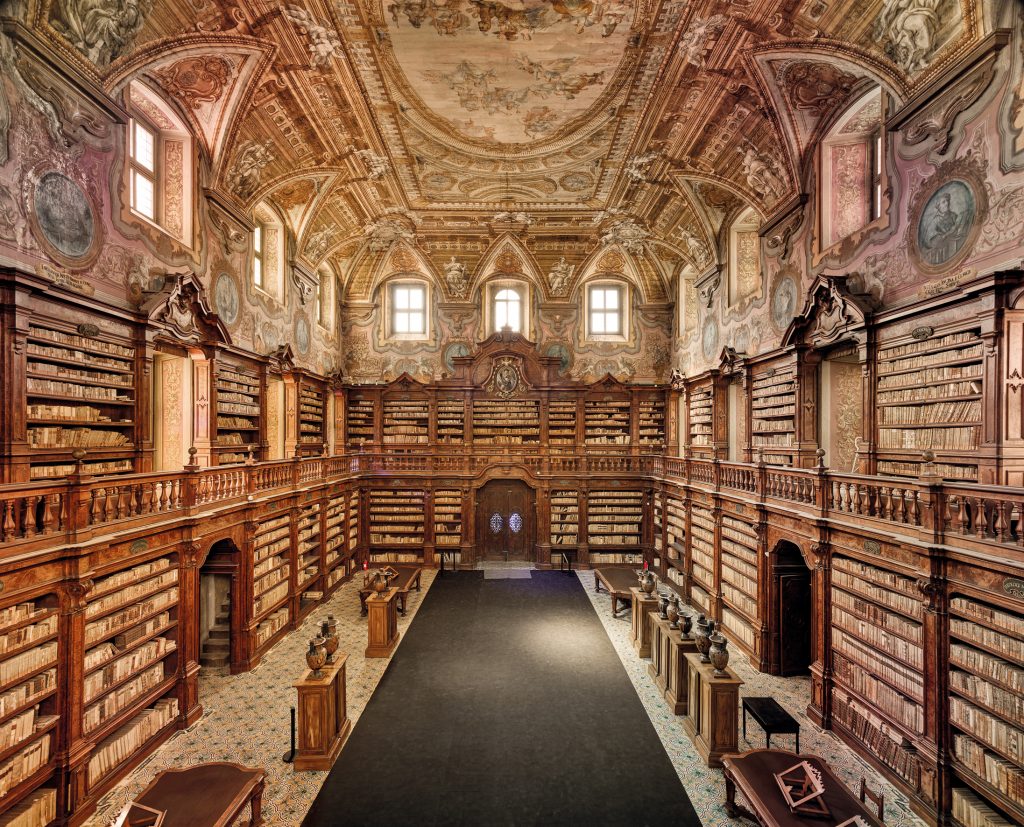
[[293, 655, 352, 771], [630, 588, 659, 658], [681, 652, 743, 767], [663, 628, 699, 715], [365, 587, 400, 658]]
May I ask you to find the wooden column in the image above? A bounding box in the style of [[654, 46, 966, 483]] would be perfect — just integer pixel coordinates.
[[179, 541, 203, 725], [807, 542, 831, 728], [190, 348, 213, 466]]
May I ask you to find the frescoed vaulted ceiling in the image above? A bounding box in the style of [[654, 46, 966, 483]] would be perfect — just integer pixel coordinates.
[[21, 0, 986, 298]]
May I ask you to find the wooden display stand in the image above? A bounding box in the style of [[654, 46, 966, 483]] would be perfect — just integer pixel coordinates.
[[365, 587, 400, 658], [630, 587, 659, 658], [293, 655, 352, 771], [664, 628, 699, 715], [647, 612, 672, 691], [680, 651, 743, 767]]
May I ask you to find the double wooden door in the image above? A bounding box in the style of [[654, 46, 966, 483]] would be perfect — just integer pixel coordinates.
[[476, 481, 534, 561]]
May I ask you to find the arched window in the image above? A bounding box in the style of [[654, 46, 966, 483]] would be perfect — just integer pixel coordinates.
[[820, 85, 884, 248], [494, 288, 522, 332], [485, 279, 530, 338], [126, 81, 194, 244]]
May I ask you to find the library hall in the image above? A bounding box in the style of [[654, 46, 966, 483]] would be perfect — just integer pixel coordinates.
[[0, 0, 1023, 825]]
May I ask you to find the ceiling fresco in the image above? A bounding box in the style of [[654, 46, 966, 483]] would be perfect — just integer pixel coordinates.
[[18, 0, 988, 297]]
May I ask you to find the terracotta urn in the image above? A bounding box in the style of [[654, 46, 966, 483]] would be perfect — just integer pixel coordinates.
[[321, 619, 339, 665], [708, 631, 730, 677], [639, 571, 656, 595], [679, 606, 693, 639], [666, 596, 680, 629], [371, 571, 389, 595], [694, 615, 714, 663], [658, 592, 670, 619], [306, 635, 327, 679]]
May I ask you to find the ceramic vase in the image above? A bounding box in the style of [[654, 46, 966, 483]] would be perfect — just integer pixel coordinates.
[[708, 631, 730, 677], [658, 592, 670, 619], [372, 571, 389, 594], [666, 596, 680, 629], [306, 635, 327, 679], [694, 616, 713, 663], [639, 571, 656, 595], [679, 604, 692, 638], [321, 619, 339, 665]]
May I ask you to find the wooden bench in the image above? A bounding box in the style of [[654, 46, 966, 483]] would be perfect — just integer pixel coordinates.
[[742, 696, 800, 753], [359, 565, 422, 616], [594, 567, 638, 617]]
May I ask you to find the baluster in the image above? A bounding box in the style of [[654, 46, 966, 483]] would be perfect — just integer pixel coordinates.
[[895, 489, 908, 523], [21, 496, 39, 537], [880, 487, 892, 521], [1, 500, 15, 542], [40, 494, 57, 534], [991, 500, 1007, 542], [974, 497, 989, 538]]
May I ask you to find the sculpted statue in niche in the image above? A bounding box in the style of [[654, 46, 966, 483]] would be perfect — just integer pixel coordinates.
[[51, 0, 153, 67], [283, 5, 345, 68], [444, 256, 469, 298], [226, 140, 274, 200], [677, 15, 725, 67], [546, 256, 574, 296], [737, 143, 786, 201], [873, 0, 951, 75]]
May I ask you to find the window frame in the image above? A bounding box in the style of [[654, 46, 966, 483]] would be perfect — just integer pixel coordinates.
[[387, 279, 430, 341], [484, 279, 531, 339], [252, 224, 265, 291], [585, 281, 628, 341], [129, 116, 160, 224]]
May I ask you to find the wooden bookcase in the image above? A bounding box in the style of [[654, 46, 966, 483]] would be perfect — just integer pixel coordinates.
[[251, 512, 291, 657], [584, 397, 631, 446], [367, 489, 425, 564], [548, 396, 577, 447], [637, 394, 666, 448], [296, 502, 323, 612], [549, 490, 579, 547], [0, 590, 60, 824], [433, 489, 462, 550], [586, 489, 643, 566], [298, 379, 327, 456], [829, 555, 924, 792], [382, 395, 430, 446], [664, 493, 687, 591], [213, 354, 265, 465], [436, 395, 465, 445], [324, 493, 347, 592], [749, 361, 797, 465], [345, 391, 376, 450], [719, 514, 758, 654], [875, 328, 984, 482], [83, 553, 181, 800], [472, 398, 540, 445], [651, 493, 664, 571], [687, 382, 714, 452], [948, 594, 1024, 826], [688, 503, 715, 615], [24, 320, 139, 481]]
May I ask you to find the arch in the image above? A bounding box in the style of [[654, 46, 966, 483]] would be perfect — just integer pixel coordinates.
[[768, 538, 814, 677], [470, 233, 545, 298]]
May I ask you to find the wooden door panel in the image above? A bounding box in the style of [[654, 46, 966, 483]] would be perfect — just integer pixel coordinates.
[[778, 571, 812, 676], [477, 481, 533, 560]]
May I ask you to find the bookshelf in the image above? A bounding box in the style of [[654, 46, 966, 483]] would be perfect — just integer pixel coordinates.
[[347, 490, 360, 561], [214, 359, 263, 465], [875, 329, 983, 481], [651, 495, 663, 571], [251, 513, 291, 656], [436, 396, 465, 445], [719, 513, 758, 652], [25, 322, 137, 480], [472, 399, 540, 445], [0, 592, 59, 823], [346, 393, 376, 448], [548, 397, 577, 447], [584, 399, 630, 446], [368, 490, 425, 557], [586, 490, 642, 565], [688, 504, 715, 607], [829, 555, 924, 790], [382, 397, 429, 445], [324, 494, 347, 585], [549, 490, 579, 546], [83, 554, 181, 796], [750, 364, 796, 465], [298, 381, 326, 455], [433, 489, 462, 550], [297, 502, 323, 609], [664, 494, 686, 573], [688, 384, 713, 450], [948, 594, 1024, 826], [637, 396, 666, 448]]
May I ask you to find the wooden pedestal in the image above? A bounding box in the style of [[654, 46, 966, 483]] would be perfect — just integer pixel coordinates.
[[680, 651, 743, 767], [630, 588, 659, 659], [293, 655, 352, 771], [647, 612, 673, 692], [664, 628, 699, 715], [365, 587, 400, 658]]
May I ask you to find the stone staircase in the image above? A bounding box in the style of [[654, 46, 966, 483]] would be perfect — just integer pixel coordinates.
[[200, 598, 231, 668]]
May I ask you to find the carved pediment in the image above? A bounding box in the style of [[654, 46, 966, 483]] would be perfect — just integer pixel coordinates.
[[783, 275, 872, 350], [718, 346, 747, 374], [270, 343, 296, 372], [142, 273, 231, 345]]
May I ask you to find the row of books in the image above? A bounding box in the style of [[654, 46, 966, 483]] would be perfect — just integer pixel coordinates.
[[87, 698, 178, 785], [951, 619, 1023, 663], [721, 608, 755, 647], [27, 379, 132, 402], [0, 733, 51, 799], [0, 614, 56, 656], [950, 643, 1023, 692], [880, 400, 980, 425], [833, 652, 924, 730], [722, 549, 757, 582], [217, 402, 259, 416], [952, 786, 1016, 827], [254, 581, 289, 617], [833, 607, 923, 668], [254, 608, 289, 650], [87, 570, 178, 619], [952, 598, 1024, 638], [833, 556, 920, 602], [84, 662, 166, 733], [834, 628, 924, 698], [0, 644, 56, 688], [27, 362, 132, 387], [1, 786, 56, 827], [877, 365, 982, 389], [28, 327, 134, 358], [877, 460, 977, 480], [950, 669, 1023, 725], [876, 380, 980, 404], [878, 426, 977, 450], [589, 536, 642, 545], [880, 330, 977, 359], [369, 534, 422, 544], [113, 613, 172, 652], [217, 416, 255, 429], [831, 688, 920, 784], [879, 343, 982, 375], [950, 696, 1023, 763], [92, 558, 171, 600], [953, 734, 1024, 805], [831, 587, 921, 642], [217, 370, 259, 388], [28, 340, 130, 369], [28, 427, 132, 449], [721, 582, 756, 617], [588, 553, 643, 564], [26, 404, 109, 422], [0, 707, 52, 753], [85, 590, 178, 646], [84, 639, 176, 703]]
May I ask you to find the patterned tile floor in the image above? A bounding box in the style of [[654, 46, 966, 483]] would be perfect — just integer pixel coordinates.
[[578, 571, 927, 827], [89, 570, 437, 826], [89, 566, 927, 826]]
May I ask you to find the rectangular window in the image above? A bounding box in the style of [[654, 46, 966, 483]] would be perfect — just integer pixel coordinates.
[[871, 131, 883, 220], [589, 285, 622, 336], [316, 279, 325, 325], [391, 284, 426, 335], [253, 225, 264, 289], [129, 119, 158, 221]]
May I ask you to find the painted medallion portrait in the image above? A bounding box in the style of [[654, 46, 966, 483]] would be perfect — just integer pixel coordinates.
[[33, 171, 95, 260], [916, 180, 974, 268], [701, 317, 719, 362], [214, 272, 240, 326], [443, 342, 471, 373], [771, 277, 798, 331], [295, 316, 311, 354], [544, 342, 572, 374]]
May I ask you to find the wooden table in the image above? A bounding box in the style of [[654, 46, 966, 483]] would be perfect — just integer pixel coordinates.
[[594, 568, 639, 617], [743, 696, 800, 753], [359, 566, 422, 616], [130, 762, 265, 826], [365, 586, 400, 658], [293, 654, 352, 771], [722, 749, 884, 826]]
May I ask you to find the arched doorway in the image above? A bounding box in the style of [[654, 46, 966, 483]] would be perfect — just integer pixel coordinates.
[[476, 480, 535, 562], [199, 539, 240, 669], [771, 541, 813, 676]]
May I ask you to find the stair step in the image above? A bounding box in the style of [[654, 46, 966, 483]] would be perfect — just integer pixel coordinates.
[[208, 628, 230, 640], [202, 640, 230, 654], [201, 654, 229, 667]]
